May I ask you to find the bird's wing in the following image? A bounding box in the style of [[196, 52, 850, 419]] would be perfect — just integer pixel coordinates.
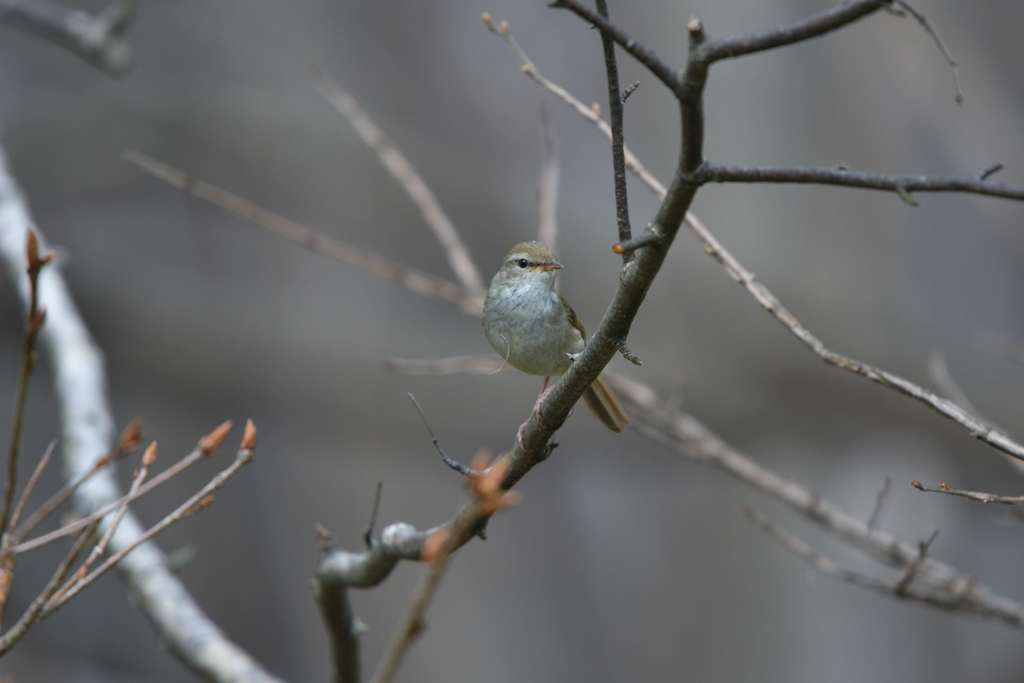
[[559, 294, 587, 341]]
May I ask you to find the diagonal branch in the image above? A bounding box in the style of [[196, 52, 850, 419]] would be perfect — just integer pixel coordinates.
[[124, 150, 480, 316], [311, 71, 487, 302]]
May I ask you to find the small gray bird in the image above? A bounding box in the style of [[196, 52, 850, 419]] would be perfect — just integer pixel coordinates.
[[482, 241, 628, 432]]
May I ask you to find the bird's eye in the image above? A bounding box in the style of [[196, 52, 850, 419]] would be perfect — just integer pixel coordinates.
[[517, 259, 529, 268]]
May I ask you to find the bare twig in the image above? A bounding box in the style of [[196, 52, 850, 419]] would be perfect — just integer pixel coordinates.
[[363, 482, 384, 549], [7, 439, 56, 535], [890, 0, 963, 104], [537, 105, 560, 249], [0, 0, 136, 75], [979, 163, 1004, 181], [16, 419, 141, 539], [911, 480, 1024, 506], [310, 71, 486, 302], [867, 476, 891, 531], [593, 0, 633, 258], [124, 150, 479, 316], [406, 393, 478, 477], [894, 530, 939, 595]]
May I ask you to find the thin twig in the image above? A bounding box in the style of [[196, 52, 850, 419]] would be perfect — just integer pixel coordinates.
[[406, 393, 477, 477], [867, 476, 891, 531], [123, 150, 479, 316], [911, 479, 1024, 505], [537, 105, 560, 250], [310, 70, 486, 301], [593, 0, 633, 258], [979, 163, 1004, 181], [7, 439, 56, 534], [894, 530, 939, 595], [891, 0, 963, 104], [363, 482, 383, 549], [16, 420, 140, 539]]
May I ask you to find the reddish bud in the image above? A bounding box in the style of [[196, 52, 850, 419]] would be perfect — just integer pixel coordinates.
[[142, 441, 158, 467], [612, 243, 625, 254], [199, 420, 233, 456], [240, 419, 257, 451], [117, 419, 143, 453]]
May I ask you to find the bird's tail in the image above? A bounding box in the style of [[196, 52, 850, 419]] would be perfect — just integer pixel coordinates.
[[583, 375, 629, 432]]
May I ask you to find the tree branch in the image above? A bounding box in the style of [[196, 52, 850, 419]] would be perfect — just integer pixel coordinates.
[[311, 71, 487, 303], [702, 0, 887, 62], [0, 0, 136, 75], [593, 0, 633, 257], [696, 163, 1024, 202]]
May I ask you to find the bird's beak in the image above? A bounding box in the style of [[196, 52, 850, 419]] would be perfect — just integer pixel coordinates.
[[540, 260, 563, 272]]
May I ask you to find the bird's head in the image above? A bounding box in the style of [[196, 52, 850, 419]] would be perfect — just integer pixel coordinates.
[[496, 241, 562, 285]]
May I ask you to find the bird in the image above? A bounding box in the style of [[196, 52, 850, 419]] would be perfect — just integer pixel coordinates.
[[482, 241, 628, 432]]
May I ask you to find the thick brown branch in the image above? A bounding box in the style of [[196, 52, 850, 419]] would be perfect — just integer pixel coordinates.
[[697, 163, 1024, 202]]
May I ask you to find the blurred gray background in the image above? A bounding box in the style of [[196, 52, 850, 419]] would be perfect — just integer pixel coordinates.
[[1, 1, 1023, 680]]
